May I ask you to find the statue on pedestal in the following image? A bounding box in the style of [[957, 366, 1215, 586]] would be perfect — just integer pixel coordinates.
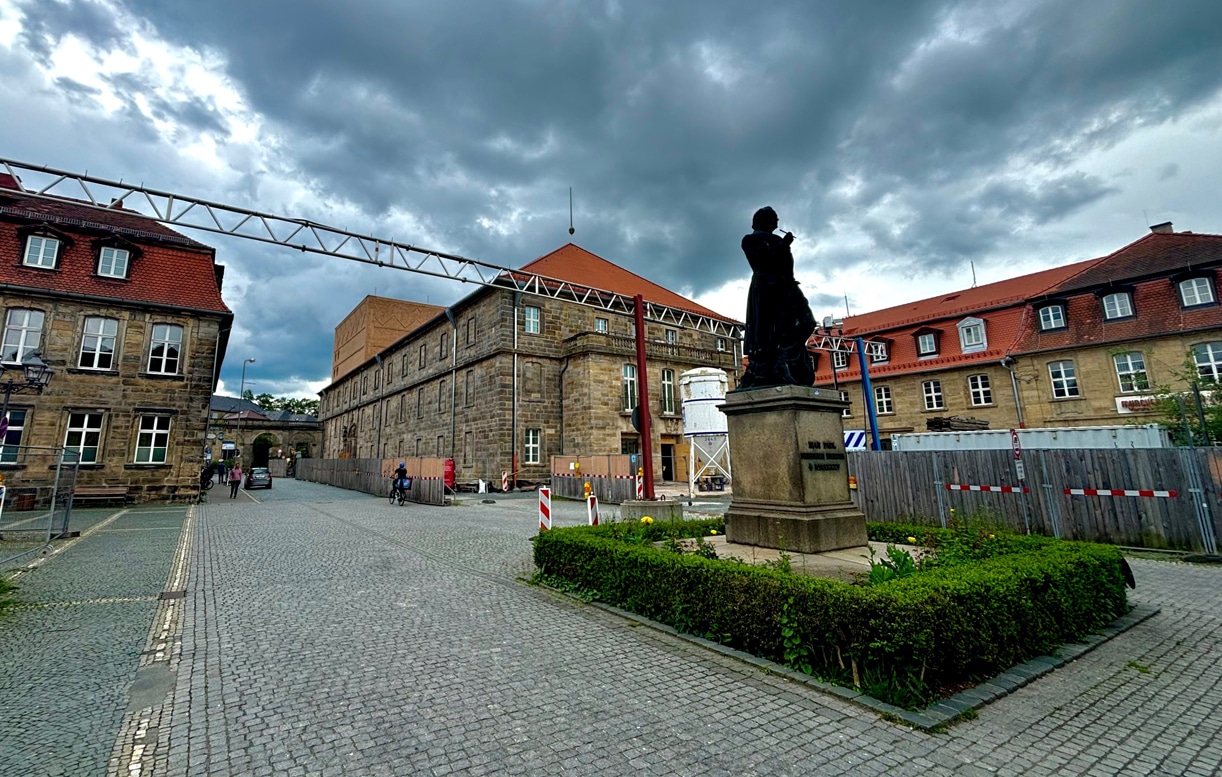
[[739, 207, 816, 389]]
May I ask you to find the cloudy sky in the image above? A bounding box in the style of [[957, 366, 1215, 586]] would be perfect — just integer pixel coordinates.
[[2, 0, 1221, 398]]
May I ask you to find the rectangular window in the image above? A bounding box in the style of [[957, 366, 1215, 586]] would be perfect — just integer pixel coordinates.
[[98, 247, 130, 278], [2, 308, 44, 363], [961, 323, 984, 348], [840, 390, 851, 417], [361, 375, 368, 395], [418, 343, 427, 370], [134, 415, 171, 464], [415, 437, 421, 456], [917, 333, 937, 355], [1114, 353, 1150, 393], [440, 331, 449, 359], [465, 369, 475, 406], [1102, 292, 1133, 320], [65, 412, 104, 464], [716, 337, 726, 352], [622, 364, 638, 411], [147, 323, 183, 374], [969, 374, 993, 406], [1038, 305, 1066, 331], [1049, 360, 1081, 398], [1180, 277, 1215, 307], [466, 316, 476, 345], [870, 343, 888, 363], [464, 431, 473, 464], [595, 317, 608, 333], [664, 329, 678, 344], [661, 369, 676, 414], [79, 317, 118, 370], [833, 351, 848, 369], [620, 435, 640, 455], [0, 409, 26, 463], [1193, 342, 1222, 382], [874, 385, 893, 414], [374, 370, 381, 390], [438, 379, 447, 413], [399, 394, 407, 423], [436, 435, 445, 457], [922, 380, 944, 410], [23, 235, 59, 268], [524, 428, 541, 464], [523, 305, 541, 334], [401, 353, 409, 376], [417, 388, 424, 418]]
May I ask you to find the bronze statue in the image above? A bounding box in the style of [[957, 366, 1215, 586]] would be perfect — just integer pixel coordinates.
[[739, 207, 816, 389]]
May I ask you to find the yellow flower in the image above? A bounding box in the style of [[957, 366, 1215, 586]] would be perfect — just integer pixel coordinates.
[[710, 529, 719, 535], [641, 516, 654, 524], [988, 533, 995, 539], [906, 536, 917, 544]]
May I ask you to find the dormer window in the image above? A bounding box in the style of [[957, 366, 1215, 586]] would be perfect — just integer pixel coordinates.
[[833, 351, 848, 370], [957, 317, 987, 352], [1179, 276, 1216, 308], [98, 247, 130, 278], [1037, 304, 1066, 331], [870, 342, 889, 364], [23, 235, 60, 269], [1101, 291, 1134, 320], [913, 327, 940, 357]]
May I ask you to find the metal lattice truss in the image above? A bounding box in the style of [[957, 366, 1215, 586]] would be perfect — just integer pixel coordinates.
[[0, 158, 743, 339], [808, 335, 887, 359]]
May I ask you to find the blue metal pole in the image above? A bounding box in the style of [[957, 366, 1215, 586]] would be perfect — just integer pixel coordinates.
[[856, 337, 882, 451]]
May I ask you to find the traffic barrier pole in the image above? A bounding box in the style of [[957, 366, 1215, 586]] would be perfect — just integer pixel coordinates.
[[539, 486, 552, 531], [587, 494, 599, 526], [502, 471, 509, 492]]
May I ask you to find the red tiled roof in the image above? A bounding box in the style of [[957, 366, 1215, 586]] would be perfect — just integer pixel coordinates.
[[0, 180, 230, 314], [1046, 231, 1222, 294], [516, 243, 739, 324]]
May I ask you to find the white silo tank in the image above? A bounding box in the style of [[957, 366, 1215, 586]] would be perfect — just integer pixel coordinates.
[[680, 368, 731, 496]]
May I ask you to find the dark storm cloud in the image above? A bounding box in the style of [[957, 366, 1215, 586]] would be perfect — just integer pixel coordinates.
[[18, 0, 128, 65]]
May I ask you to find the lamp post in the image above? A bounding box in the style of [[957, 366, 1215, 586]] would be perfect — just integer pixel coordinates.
[[1, 350, 54, 432], [236, 358, 255, 461]]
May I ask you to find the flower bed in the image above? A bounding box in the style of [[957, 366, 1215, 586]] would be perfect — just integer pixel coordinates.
[[532, 518, 1128, 709]]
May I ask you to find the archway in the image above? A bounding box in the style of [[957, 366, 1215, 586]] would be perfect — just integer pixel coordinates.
[[252, 433, 278, 467]]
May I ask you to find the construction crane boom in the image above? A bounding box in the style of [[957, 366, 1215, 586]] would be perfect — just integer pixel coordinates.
[[0, 158, 742, 339]]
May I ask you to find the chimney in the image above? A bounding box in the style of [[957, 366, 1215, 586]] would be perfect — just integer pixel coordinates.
[[1149, 221, 1174, 234]]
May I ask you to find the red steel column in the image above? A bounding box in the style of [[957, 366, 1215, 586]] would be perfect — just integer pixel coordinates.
[[633, 295, 655, 499]]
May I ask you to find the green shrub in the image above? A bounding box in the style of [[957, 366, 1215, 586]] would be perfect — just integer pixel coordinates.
[[534, 519, 1127, 709]]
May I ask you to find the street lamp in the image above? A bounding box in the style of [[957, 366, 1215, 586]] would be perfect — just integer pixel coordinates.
[[236, 358, 255, 461], [1, 350, 53, 427]]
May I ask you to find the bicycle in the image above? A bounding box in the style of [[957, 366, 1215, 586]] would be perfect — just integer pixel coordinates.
[[388, 478, 408, 505]]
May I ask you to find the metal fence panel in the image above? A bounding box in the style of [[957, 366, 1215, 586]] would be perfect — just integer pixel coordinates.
[[0, 446, 79, 568], [295, 457, 446, 506]]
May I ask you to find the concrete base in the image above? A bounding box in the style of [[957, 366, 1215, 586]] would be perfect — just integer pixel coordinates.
[[620, 500, 685, 522], [725, 501, 868, 554]]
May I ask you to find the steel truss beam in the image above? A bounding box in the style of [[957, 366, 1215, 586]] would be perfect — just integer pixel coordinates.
[[808, 335, 886, 359], [0, 158, 742, 338]]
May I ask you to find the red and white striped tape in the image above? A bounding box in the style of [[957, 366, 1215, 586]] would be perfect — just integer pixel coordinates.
[[945, 484, 1030, 494], [502, 471, 508, 492], [587, 494, 599, 526], [539, 486, 552, 531], [1065, 488, 1178, 498]]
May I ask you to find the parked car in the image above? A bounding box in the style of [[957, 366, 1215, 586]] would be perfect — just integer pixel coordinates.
[[245, 467, 273, 489]]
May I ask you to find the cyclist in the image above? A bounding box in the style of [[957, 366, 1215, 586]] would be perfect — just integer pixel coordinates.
[[391, 462, 409, 503]]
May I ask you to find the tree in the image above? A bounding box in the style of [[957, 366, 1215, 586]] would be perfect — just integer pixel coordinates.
[[243, 392, 320, 417], [1149, 349, 1222, 446]]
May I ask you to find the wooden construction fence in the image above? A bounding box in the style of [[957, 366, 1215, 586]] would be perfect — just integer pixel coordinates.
[[848, 448, 1222, 552], [296, 457, 447, 506], [550, 454, 639, 503]]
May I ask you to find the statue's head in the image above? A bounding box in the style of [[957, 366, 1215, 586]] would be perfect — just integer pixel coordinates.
[[751, 207, 778, 231]]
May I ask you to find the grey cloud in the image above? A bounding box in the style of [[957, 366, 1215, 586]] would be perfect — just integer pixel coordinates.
[[1158, 163, 1179, 181]]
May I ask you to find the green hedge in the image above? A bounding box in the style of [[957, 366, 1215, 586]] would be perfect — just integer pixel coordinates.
[[533, 518, 1128, 708]]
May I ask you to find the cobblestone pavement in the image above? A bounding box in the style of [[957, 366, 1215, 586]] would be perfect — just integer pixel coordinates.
[[3, 481, 1221, 776]]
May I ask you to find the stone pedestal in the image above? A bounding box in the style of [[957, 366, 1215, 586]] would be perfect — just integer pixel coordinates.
[[620, 500, 685, 522], [721, 385, 868, 553]]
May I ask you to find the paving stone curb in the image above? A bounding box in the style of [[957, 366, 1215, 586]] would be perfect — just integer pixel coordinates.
[[539, 584, 1160, 733]]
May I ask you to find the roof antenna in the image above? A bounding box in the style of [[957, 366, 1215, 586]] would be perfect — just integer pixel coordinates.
[[970, 261, 978, 288], [844, 295, 851, 317], [568, 187, 575, 237]]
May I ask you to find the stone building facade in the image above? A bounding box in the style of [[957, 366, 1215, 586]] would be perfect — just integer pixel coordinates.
[[205, 396, 321, 467], [815, 224, 1222, 443], [319, 244, 742, 484], [0, 174, 231, 502]]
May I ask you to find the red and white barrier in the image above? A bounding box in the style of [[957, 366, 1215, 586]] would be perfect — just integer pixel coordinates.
[[587, 494, 599, 526], [502, 471, 509, 492], [945, 484, 1030, 494], [1065, 488, 1178, 498], [636, 471, 644, 500], [538, 486, 552, 531]]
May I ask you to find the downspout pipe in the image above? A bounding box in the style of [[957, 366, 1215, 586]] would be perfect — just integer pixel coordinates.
[[558, 356, 570, 455], [1002, 356, 1025, 429], [446, 307, 458, 461]]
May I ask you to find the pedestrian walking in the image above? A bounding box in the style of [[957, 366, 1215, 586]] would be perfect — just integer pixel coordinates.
[[228, 463, 243, 498]]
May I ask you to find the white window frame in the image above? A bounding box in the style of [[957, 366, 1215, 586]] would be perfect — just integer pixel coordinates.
[[874, 385, 893, 415], [833, 351, 848, 370], [23, 235, 59, 268], [840, 390, 851, 417], [968, 374, 993, 406], [661, 369, 676, 414], [1038, 305, 1066, 331], [716, 337, 726, 352], [1048, 360, 1081, 399], [98, 246, 130, 278], [2, 308, 45, 363], [622, 364, 638, 411], [0, 409, 26, 463], [1102, 292, 1133, 320], [917, 333, 937, 356], [1113, 352, 1149, 393], [147, 323, 183, 375], [523, 305, 541, 334], [65, 412, 104, 464], [595, 317, 608, 334], [922, 380, 944, 410], [134, 415, 171, 464], [870, 343, 889, 364], [1194, 342, 1222, 383], [664, 329, 678, 344], [1180, 277, 1215, 307], [958, 317, 987, 352], [79, 316, 119, 370], [524, 428, 541, 465]]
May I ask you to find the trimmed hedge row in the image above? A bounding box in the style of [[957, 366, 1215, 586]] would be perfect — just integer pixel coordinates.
[[533, 518, 1128, 707]]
